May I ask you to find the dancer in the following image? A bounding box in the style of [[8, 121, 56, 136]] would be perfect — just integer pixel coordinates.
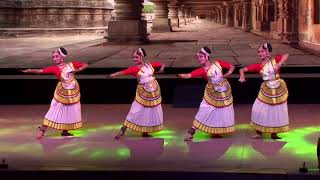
[[22, 47, 88, 139], [177, 46, 235, 141], [109, 48, 165, 139], [239, 43, 289, 139]]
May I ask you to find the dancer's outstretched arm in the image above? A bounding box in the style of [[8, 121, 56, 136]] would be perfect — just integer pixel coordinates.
[[108, 71, 125, 79], [21, 69, 44, 74], [177, 73, 192, 79], [73, 62, 89, 73], [222, 64, 235, 78], [274, 53, 289, 72]]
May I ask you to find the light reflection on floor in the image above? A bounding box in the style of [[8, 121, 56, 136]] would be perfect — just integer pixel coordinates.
[[0, 104, 319, 172]]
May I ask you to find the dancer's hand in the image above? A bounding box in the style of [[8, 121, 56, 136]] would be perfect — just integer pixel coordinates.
[[107, 74, 115, 79], [238, 76, 246, 83], [177, 74, 190, 79], [72, 67, 84, 74], [157, 67, 164, 73], [222, 72, 231, 78], [21, 69, 31, 73], [274, 63, 281, 73]]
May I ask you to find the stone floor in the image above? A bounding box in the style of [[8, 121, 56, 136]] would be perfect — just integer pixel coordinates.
[[0, 19, 319, 68]]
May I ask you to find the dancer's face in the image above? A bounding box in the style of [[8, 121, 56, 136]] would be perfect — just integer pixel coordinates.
[[132, 52, 143, 65], [196, 52, 208, 65], [52, 51, 64, 64], [257, 46, 269, 60]]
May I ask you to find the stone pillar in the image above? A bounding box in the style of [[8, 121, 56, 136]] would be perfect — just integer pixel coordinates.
[[178, 8, 184, 27], [213, 11, 217, 22], [273, 0, 278, 21], [221, 6, 226, 24], [220, 8, 223, 24], [226, 4, 231, 26], [107, 0, 147, 42], [233, 4, 237, 27], [183, 8, 187, 25], [188, 9, 192, 22], [270, 0, 279, 34], [169, 2, 179, 27], [229, 4, 235, 26], [242, 1, 251, 31], [210, 10, 214, 22], [186, 9, 190, 23], [276, 0, 299, 44], [151, 0, 172, 32], [190, 11, 195, 22], [218, 8, 222, 24]]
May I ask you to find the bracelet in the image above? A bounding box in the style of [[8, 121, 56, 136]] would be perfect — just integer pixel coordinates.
[[28, 69, 31, 72]]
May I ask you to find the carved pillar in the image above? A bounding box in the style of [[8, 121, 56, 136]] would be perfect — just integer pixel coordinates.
[[151, 0, 172, 32], [270, 0, 279, 33], [178, 7, 184, 27], [107, 0, 147, 42], [233, 3, 239, 27], [183, 8, 187, 25], [226, 4, 231, 26], [242, 1, 251, 31], [276, 0, 299, 44], [221, 6, 226, 24], [187, 9, 191, 23], [169, 1, 179, 27]]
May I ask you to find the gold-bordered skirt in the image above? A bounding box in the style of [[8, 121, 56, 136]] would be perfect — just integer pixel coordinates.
[[43, 81, 82, 130], [124, 80, 163, 133], [192, 80, 235, 134], [250, 79, 289, 133]]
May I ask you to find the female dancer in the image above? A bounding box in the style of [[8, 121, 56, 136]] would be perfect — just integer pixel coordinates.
[[22, 47, 88, 139], [109, 48, 165, 139], [177, 46, 235, 141], [239, 43, 289, 139]]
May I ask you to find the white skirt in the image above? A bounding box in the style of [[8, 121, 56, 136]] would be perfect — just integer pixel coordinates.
[[193, 99, 235, 134], [251, 98, 289, 132], [123, 100, 163, 133], [43, 98, 82, 130]]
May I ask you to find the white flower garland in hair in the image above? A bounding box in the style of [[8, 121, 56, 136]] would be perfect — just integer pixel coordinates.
[[137, 48, 145, 57], [200, 48, 210, 56], [58, 48, 67, 57]]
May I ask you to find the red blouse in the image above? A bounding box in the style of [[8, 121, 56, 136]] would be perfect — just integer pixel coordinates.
[[121, 62, 162, 77], [246, 55, 283, 73], [190, 60, 232, 80], [42, 61, 84, 78]]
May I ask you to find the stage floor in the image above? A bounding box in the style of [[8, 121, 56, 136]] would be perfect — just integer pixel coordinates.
[[0, 104, 319, 173]]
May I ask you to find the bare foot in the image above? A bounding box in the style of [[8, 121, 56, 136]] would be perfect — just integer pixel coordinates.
[[252, 133, 263, 139], [114, 131, 124, 140], [184, 133, 193, 141], [36, 131, 44, 140], [271, 133, 282, 139], [61, 130, 73, 136], [211, 134, 223, 138], [142, 132, 150, 137]]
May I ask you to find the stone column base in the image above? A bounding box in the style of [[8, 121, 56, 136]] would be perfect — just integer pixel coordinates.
[[280, 33, 299, 46], [178, 18, 183, 27], [152, 18, 172, 32], [242, 25, 250, 32], [106, 20, 148, 42], [170, 18, 178, 27]]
